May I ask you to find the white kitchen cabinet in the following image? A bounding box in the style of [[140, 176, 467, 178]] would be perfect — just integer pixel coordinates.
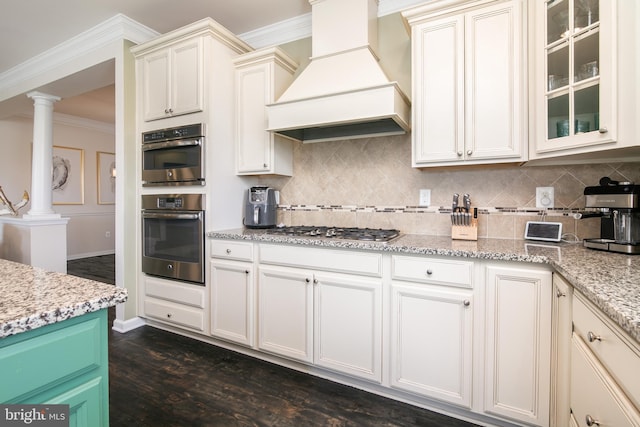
[[234, 47, 297, 176], [258, 244, 383, 381], [551, 273, 573, 427], [139, 37, 203, 122], [257, 265, 314, 363], [210, 260, 254, 347], [531, 0, 616, 157], [142, 275, 206, 332], [403, 0, 527, 167], [390, 281, 473, 408], [571, 291, 640, 425], [483, 264, 552, 426], [314, 272, 382, 383]]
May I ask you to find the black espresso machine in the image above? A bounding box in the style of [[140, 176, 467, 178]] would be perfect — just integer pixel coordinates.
[[581, 177, 640, 254]]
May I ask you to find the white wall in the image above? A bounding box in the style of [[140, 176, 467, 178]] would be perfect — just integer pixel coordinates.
[[0, 113, 115, 259]]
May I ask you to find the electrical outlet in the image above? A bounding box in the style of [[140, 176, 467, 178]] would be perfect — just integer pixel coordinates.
[[536, 187, 554, 208], [419, 189, 431, 207]]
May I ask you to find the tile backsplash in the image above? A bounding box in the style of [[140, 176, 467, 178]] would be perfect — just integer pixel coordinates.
[[258, 134, 640, 240]]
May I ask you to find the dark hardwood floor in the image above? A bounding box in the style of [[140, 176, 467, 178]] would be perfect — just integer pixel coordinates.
[[68, 256, 479, 427]]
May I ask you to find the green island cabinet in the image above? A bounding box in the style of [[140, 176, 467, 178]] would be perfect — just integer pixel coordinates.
[[0, 309, 109, 426]]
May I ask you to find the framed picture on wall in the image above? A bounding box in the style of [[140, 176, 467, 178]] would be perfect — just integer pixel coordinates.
[[52, 146, 84, 205], [97, 151, 116, 205]]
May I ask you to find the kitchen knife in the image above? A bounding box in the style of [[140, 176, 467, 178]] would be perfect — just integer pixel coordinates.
[[463, 194, 471, 225], [452, 193, 459, 225]]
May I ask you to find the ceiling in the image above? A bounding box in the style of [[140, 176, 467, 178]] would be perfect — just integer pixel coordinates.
[[2, 0, 312, 124]]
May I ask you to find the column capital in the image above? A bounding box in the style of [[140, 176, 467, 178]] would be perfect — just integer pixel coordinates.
[[27, 91, 61, 103]]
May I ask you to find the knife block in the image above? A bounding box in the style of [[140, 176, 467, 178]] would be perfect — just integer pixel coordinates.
[[451, 220, 478, 241]]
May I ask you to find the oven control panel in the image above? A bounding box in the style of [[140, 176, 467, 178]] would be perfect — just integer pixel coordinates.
[[158, 197, 183, 209]]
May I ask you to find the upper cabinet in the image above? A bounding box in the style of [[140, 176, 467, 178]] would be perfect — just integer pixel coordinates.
[[132, 18, 252, 126], [529, 0, 640, 163], [403, 0, 527, 167], [532, 0, 616, 155], [234, 48, 298, 176], [139, 38, 204, 122]]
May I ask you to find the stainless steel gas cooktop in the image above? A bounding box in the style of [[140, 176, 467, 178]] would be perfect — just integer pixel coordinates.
[[266, 226, 400, 242]]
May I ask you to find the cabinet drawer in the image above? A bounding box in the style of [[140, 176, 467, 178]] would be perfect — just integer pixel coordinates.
[[145, 275, 205, 308], [211, 239, 254, 261], [391, 256, 473, 288], [573, 294, 640, 407], [144, 298, 205, 331], [571, 335, 640, 426], [260, 244, 382, 277]]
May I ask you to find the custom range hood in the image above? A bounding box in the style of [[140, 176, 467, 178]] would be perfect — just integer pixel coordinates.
[[266, 0, 411, 143]]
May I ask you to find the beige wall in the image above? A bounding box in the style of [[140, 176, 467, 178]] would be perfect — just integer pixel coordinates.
[[0, 115, 115, 258]]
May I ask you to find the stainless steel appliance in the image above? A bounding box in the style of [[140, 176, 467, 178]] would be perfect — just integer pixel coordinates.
[[266, 225, 400, 242], [582, 178, 640, 254], [142, 123, 204, 186], [141, 194, 205, 284], [243, 186, 277, 229]]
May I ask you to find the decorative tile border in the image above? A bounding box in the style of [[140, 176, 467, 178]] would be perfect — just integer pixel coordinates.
[[278, 204, 582, 217]]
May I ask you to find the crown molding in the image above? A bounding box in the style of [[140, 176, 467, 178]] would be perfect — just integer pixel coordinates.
[[239, 0, 427, 49], [0, 14, 158, 102]]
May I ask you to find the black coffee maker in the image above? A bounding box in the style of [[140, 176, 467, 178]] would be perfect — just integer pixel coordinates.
[[582, 177, 640, 254]]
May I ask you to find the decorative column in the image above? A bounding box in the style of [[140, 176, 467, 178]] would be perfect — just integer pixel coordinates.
[[24, 91, 61, 219]]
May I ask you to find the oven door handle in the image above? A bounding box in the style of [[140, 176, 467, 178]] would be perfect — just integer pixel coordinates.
[[142, 139, 201, 151], [142, 212, 202, 220]]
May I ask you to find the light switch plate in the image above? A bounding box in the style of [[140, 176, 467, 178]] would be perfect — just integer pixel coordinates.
[[536, 187, 554, 208], [419, 189, 431, 207]]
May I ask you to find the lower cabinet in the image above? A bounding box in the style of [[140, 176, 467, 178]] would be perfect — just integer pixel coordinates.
[[210, 259, 254, 347], [570, 292, 640, 426], [389, 255, 474, 408], [143, 275, 206, 332], [390, 282, 473, 408], [0, 310, 110, 427], [483, 264, 552, 426], [257, 264, 383, 382]]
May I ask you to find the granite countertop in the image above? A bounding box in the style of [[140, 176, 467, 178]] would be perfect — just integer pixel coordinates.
[[0, 259, 128, 339], [209, 228, 640, 345]]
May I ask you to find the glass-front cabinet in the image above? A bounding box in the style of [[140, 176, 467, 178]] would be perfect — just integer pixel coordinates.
[[533, 0, 616, 155]]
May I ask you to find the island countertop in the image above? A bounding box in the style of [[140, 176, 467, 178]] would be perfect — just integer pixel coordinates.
[[0, 259, 127, 338], [208, 228, 640, 345]]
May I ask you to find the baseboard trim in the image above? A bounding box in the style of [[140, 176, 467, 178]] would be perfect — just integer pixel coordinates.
[[112, 316, 146, 333]]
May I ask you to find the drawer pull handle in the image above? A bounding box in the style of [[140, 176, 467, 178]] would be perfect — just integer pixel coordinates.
[[585, 414, 600, 426], [587, 331, 602, 343], [226, 249, 231, 254], [426, 269, 433, 276]]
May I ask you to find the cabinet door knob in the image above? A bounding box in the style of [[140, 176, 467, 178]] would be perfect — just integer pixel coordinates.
[[305, 278, 311, 283], [598, 127, 608, 134], [226, 249, 231, 254], [457, 151, 463, 157], [245, 270, 249, 274], [466, 149, 473, 156], [164, 108, 170, 114], [556, 289, 566, 298], [463, 300, 471, 307], [426, 269, 433, 276], [585, 414, 600, 426], [263, 163, 268, 168], [168, 108, 173, 114], [587, 331, 602, 342], [167, 313, 172, 318]]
